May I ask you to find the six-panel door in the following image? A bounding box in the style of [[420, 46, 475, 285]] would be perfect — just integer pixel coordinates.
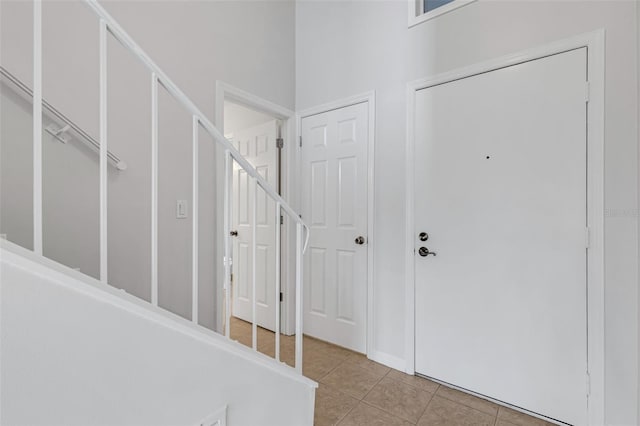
[[301, 102, 368, 353], [231, 120, 279, 332]]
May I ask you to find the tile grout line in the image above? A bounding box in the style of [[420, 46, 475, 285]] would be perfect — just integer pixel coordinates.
[[358, 399, 420, 425], [413, 386, 438, 425], [416, 386, 451, 426], [434, 384, 501, 419], [362, 373, 439, 425], [315, 352, 350, 383], [360, 368, 391, 401], [331, 356, 363, 426], [235, 318, 526, 426]]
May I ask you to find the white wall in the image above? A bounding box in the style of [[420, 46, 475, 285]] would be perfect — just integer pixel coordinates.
[[0, 243, 315, 426], [224, 100, 275, 135], [637, 0, 640, 422], [296, 1, 638, 424], [0, 0, 295, 330]]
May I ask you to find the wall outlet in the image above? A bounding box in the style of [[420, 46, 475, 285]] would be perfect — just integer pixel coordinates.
[[176, 200, 188, 219]]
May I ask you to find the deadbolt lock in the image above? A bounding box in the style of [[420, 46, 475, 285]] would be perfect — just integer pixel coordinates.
[[355, 236, 365, 245], [419, 232, 429, 241]]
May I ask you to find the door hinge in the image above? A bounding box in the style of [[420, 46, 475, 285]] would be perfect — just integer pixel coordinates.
[[586, 371, 591, 397], [299, 136, 302, 147], [585, 226, 591, 249], [584, 81, 590, 103], [280, 214, 284, 225], [230, 272, 233, 284], [276, 137, 284, 149], [280, 292, 284, 302]]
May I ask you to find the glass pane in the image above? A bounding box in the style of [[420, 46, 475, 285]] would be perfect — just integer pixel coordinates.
[[424, 0, 455, 13]]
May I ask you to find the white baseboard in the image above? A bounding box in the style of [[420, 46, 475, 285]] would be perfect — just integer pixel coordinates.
[[368, 350, 406, 372]]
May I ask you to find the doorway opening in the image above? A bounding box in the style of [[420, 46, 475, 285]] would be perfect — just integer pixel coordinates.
[[215, 82, 297, 360]]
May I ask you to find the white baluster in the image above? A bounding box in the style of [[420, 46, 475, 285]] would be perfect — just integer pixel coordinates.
[[33, 0, 42, 255], [295, 222, 303, 373], [224, 150, 232, 338], [275, 202, 281, 362], [252, 178, 258, 350], [192, 116, 199, 323], [99, 19, 108, 283], [151, 73, 159, 306]]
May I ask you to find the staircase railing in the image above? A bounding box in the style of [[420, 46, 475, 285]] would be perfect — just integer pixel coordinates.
[[0, 66, 127, 171], [27, 0, 309, 373]]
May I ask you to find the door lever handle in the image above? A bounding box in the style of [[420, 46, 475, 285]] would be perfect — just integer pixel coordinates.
[[418, 247, 436, 257], [230, 230, 238, 237]]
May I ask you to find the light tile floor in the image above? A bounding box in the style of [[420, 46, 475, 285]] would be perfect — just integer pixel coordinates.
[[229, 318, 554, 426]]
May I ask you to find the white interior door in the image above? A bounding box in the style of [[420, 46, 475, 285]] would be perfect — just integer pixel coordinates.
[[231, 120, 279, 331], [413, 49, 588, 425], [301, 102, 368, 353]]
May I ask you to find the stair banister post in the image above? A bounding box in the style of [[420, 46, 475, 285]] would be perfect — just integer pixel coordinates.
[[99, 19, 108, 283], [33, 0, 43, 255], [275, 202, 281, 362], [295, 222, 303, 373], [192, 115, 199, 323], [224, 150, 232, 338], [252, 177, 258, 350], [151, 73, 159, 306]]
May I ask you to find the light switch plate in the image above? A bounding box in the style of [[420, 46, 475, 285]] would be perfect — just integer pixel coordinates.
[[176, 200, 188, 219]]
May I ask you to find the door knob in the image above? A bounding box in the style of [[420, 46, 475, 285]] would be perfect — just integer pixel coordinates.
[[419, 232, 429, 241], [418, 247, 436, 257], [355, 236, 366, 245], [230, 230, 238, 237]]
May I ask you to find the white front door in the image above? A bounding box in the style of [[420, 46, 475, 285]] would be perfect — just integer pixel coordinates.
[[413, 48, 588, 425], [301, 102, 368, 353], [230, 120, 279, 332]]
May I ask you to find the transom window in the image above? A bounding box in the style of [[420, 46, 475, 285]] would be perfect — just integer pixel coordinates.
[[408, 0, 476, 28]]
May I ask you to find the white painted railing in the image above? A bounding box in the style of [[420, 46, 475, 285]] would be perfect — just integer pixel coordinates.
[[28, 0, 309, 373], [0, 66, 127, 170]]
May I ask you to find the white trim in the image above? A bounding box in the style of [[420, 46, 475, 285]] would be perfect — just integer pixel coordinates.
[[405, 30, 605, 425], [408, 0, 477, 29], [368, 350, 406, 372], [214, 81, 296, 335], [296, 91, 376, 357]]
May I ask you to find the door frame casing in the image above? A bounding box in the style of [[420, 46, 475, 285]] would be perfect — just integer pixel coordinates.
[[215, 81, 296, 335], [405, 30, 605, 425], [296, 91, 376, 356]]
